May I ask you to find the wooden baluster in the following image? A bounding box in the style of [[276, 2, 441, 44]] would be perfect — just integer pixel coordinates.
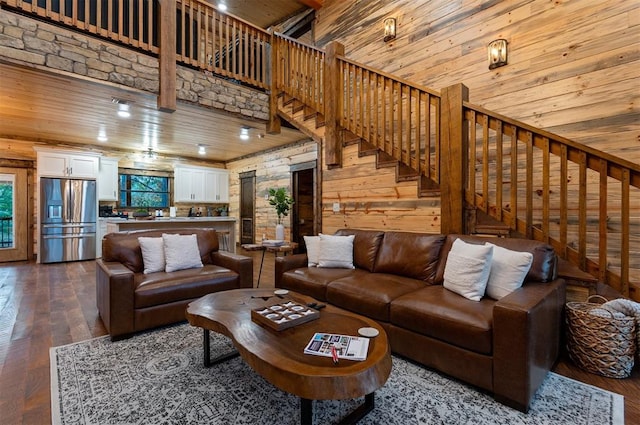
[[599, 159, 608, 283], [541, 136, 550, 242], [525, 131, 533, 239], [495, 120, 503, 222], [578, 151, 588, 270], [482, 114, 489, 212], [509, 124, 518, 230], [467, 110, 476, 205], [560, 145, 568, 258], [620, 168, 630, 297]]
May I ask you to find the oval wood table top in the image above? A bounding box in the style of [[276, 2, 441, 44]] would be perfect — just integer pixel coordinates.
[[185, 288, 392, 401]]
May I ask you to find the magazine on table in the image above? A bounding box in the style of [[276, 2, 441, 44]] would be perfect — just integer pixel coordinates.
[[303, 332, 370, 361]]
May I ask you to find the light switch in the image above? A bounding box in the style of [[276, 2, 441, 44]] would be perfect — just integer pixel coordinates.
[[332, 202, 340, 212]]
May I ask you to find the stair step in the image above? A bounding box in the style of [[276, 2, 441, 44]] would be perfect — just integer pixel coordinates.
[[418, 175, 441, 197], [282, 94, 295, 106], [357, 139, 378, 156], [376, 151, 397, 168], [315, 113, 326, 128], [396, 163, 420, 182], [342, 130, 361, 146], [292, 99, 305, 114], [303, 106, 317, 121]]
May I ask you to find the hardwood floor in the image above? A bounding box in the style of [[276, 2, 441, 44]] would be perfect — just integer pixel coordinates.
[[0, 248, 638, 424]]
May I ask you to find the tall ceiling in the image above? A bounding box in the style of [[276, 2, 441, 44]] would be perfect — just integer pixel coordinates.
[[0, 1, 321, 164]]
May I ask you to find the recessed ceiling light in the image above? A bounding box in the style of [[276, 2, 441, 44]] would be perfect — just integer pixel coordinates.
[[198, 145, 206, 155], [117, 103, 130, 118], [97, 134, 108, 142], [218, 3, 227, 11]]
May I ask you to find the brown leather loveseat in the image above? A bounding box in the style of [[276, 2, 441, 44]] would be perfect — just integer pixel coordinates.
[[275, 229, 566, 412], [97, 228, 253, 340]]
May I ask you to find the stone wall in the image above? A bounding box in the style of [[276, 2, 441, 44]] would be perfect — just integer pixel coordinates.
[[0, 8, 269, 120]]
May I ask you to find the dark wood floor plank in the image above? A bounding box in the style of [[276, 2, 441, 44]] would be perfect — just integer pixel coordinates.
[[0, 249, 638, 424]]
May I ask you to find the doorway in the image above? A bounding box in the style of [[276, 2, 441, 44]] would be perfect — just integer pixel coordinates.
[[239, 171, 256, 244], [291, 162, 317, 252], [0, 167, 29, 262]]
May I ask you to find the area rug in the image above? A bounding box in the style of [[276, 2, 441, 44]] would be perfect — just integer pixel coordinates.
[[50, 323, 624, 425]]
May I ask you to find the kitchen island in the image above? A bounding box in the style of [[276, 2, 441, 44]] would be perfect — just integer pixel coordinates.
[[104, 217, 237, 252]]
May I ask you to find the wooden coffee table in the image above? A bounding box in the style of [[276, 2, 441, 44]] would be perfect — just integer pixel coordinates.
[[185, 288, 392, 425]]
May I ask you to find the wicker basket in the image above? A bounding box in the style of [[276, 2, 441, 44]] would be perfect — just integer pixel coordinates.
[[565, 295, 636, 378]]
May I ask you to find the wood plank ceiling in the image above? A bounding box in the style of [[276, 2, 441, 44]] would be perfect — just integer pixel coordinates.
[[0, 0, 321, 163]]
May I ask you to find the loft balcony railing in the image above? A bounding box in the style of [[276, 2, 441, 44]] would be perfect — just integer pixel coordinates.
[[1, 0, 638, 299]]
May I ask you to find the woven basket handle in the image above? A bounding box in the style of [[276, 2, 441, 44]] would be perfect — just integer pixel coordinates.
[[587, 294, 609, 305]]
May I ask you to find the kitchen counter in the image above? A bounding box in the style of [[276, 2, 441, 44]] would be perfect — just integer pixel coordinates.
[[104, 217, 237, 252]]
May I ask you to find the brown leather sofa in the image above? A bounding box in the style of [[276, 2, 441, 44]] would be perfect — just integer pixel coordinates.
[[97, 228, 253, 340], [275, 229, 566, 412]]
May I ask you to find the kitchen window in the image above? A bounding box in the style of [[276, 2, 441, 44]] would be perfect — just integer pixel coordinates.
[[119, 174, 170, 208]]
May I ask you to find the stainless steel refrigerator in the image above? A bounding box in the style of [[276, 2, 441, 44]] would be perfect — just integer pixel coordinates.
[[40, 177, 97, 263]]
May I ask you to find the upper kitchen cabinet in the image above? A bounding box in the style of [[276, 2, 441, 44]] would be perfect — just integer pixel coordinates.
[[98, 158, 119, 201], [174, 165, 229, 203], [35, 147, 100, 179]]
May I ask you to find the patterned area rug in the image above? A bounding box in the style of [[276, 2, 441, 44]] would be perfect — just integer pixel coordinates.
[[50, 323, 623, 425]]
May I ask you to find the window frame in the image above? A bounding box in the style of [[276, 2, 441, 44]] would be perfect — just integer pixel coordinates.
[[118, 172, 171, 209]]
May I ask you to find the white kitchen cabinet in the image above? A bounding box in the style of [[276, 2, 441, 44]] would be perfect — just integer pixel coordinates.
[[174, 166, 229, 203], [98, 158, 119, 201], [35, 148, 99, 178]]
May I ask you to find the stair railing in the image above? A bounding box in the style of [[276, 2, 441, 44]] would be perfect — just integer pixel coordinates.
[[463, 102, 639, 297]]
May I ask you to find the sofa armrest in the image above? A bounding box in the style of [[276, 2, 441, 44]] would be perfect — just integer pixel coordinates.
[[211, 251, 253, 288], [96, 259, 136, 340], [492, 278, 566, 412], [275, 254, 308, 287]]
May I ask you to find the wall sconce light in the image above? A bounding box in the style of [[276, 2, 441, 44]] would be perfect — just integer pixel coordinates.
[[383, 17, 396, 42], [488, 39, 508, 70]]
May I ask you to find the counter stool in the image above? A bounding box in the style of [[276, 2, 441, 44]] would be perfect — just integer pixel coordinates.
[[217, 231, 231, 251]]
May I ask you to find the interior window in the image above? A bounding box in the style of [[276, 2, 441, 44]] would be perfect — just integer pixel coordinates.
[[119, 174, 170, 208]]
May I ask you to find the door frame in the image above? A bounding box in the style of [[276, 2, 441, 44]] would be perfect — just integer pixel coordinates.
[[239, 170, 256, 244], [0, 160, 33, 262], [290, 160, 319, 248]]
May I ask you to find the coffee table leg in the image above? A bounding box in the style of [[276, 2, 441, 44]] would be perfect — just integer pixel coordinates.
[[300, 398, 313, 425], [300, 393, 374, 425], [202, 329, 239, 368]]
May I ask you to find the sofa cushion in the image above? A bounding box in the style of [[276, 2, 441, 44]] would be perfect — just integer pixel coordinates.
[[435, 235, 557, 284], [318, 234, 355, 268], [280, 267, 361, 301], [334, 229, 384, 272], [303, 235, 320, 267], [326, 272, 425, 322], [390, 286, 495, 354], [138, 237, 166, 274], [485, 244, 533, 300], [374, 232, 446, 283], [443, 238, 493, 301], [134, 265, 238, 309], [163, 233, 204, 272]]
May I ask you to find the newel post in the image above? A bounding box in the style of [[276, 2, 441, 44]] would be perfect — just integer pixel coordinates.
[[157, 0, 177, 112], [440, 83, 469, 234], [323, 41, 345, 167], [266, 30, 281, 134]]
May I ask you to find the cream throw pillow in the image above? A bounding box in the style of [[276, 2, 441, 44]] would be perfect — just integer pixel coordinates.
[[138, 237, 165, 274], [318, 234, 355, 269], [485, 244, 533, 300], [304, 235, 321, 267], [162, 233, 204, 272], [443, 239, 493, 301]]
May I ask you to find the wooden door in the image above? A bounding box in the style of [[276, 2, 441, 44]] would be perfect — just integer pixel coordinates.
[[0, 167, 29, 262], [239, 171, 256, 244], [291, 162, 317, 252]]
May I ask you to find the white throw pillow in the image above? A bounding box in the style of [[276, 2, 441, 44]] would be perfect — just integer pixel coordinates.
[[138, 237, 166, 274], [485, 244, 533, 300], [443, 239, 494, 301], [304, 235, 321, 267], [317, 234, 355, 269], [162, 233, 204, 273]]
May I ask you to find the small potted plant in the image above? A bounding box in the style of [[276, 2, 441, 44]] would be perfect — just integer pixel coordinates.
[[268, 187, 294, 240]]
